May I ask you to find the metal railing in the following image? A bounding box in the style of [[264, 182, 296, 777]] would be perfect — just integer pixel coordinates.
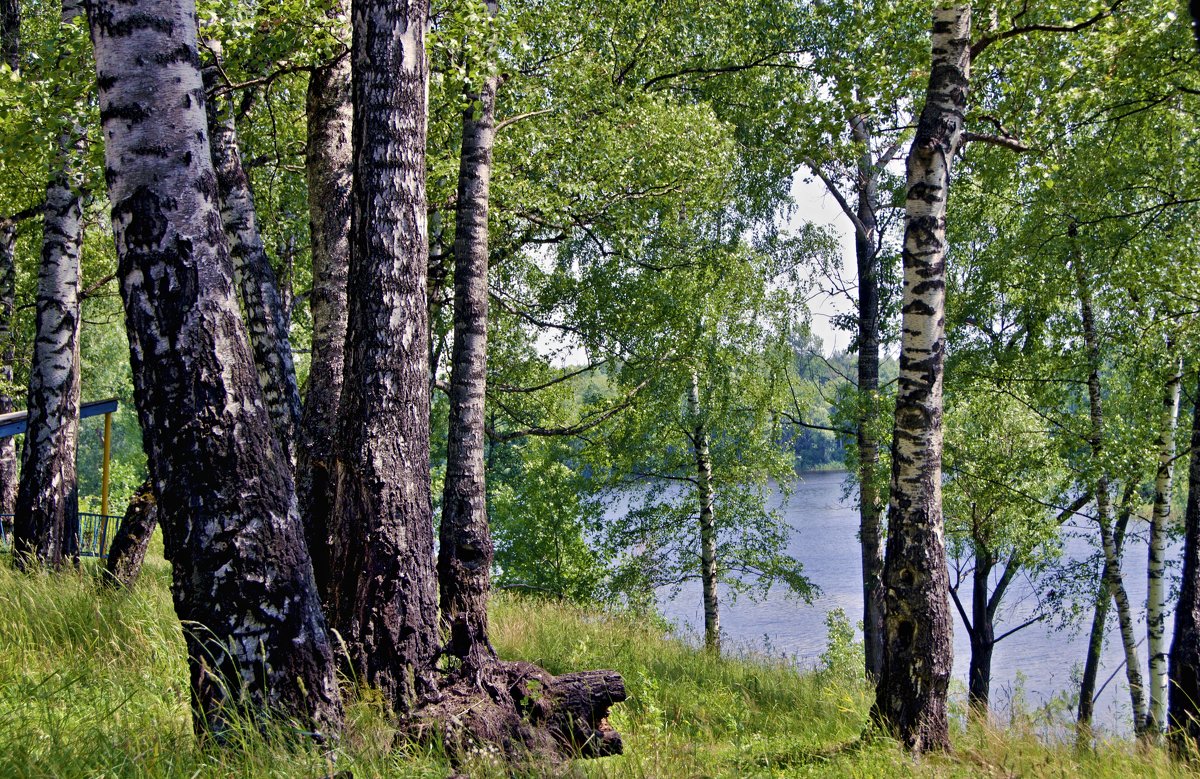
[[0, 512, 123, 559]]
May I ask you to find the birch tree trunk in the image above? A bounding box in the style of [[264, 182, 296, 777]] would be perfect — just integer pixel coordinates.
[[87, 0, 342, 736], [205, 66, 302, 466], [438, 18, 500, 670], [0, 219, 17, 520], [329, 0, 439, 710], [1169, 370, 1200, 749], [13, 102, 84, 570], [871, 3, 968, 754], [1147, 353, 1182, 734], [1077, 481, 1133, 730], [688, 371, 720, 652], [297, 23, 351, 603], [0, 0, 17, 522], [852, 114, 885, 681], [102, 480, 157, 588], [1075, 259, 1147, 734]]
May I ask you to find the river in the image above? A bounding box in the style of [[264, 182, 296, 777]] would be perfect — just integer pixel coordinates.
[[650, 470, 1172, 736]]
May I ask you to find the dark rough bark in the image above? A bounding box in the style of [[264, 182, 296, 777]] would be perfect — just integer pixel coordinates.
[[298, 34, 352, 605], [13, 125, 83, 570], [1170, 370, 1200, 749], [852, 114, 885, 681], [438, 37, 500, 670], [102, 480, 157, 588], [0, 0, 19, 522], [329, 0, 439, 710], [88, 0, 341, 737], [1191, 0, 1200, 54], [871, 4, 968, 754], [204, 63, 302, 466], [0, 219, 17, 520], [1, 0, 16, 69], [414, 661, 625, 763]]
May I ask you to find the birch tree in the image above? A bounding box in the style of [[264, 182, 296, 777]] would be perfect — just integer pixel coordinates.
[[204, 54, 302, 466], [1147, 352, 1182, 734], [87, 0, 342, 735], [12, 0, 85, 569], [438, 0, 501, 671], [328, 0, 440, 709], [297, 1, 350, 604], [871, 3, 969, 753], [1170, 370, 1200, 750]]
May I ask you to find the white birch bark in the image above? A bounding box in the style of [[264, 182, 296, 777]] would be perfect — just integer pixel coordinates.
[[1147, 353, 1182, 733], [689, 371, 720, 652], [872, 3, 968, 754]]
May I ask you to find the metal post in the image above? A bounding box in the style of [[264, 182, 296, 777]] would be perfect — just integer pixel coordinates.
[[100, 411, 112, 518]]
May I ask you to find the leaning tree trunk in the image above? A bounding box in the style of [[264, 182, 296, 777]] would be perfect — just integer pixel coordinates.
[[1075, 259, 1148, 734], [297, 13, 351, 605], [870, 3, 968, 754], [1077, 481, 1134, 730], [438, 20, 501, 671], [0, 219, 17, 520], [1170, 369, 1200, 750], [204, 65, 302, 466], [329, 0, 440, 710], [852, 113, 886, 681], [102, 480, 157, 588], [87, 0, 342, 737], [688, 371, 720, 652], [1147, 353, 1182, 734], [12, 104, 84, 570]]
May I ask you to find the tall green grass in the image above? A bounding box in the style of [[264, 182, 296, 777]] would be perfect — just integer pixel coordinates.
[[0, 550, 1191, 777]]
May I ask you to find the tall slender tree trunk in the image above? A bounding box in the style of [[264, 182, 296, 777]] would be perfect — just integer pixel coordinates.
[[438, 12, 501, 671], [329, 0, 439, 710], [13, 51, 84, 568], [297, 20, 351, 604], [0, 219, 17, 521], [688, 371, 720, 652], [871, 4, 968, 754], [1075, 259, 1147, 734], [1169, 369, 1200, 749], [204, 63, 302, 466], [1077, 481, 1134, 730], [0, 0, 18, 524], [852, 114, 885, 681], [102, 480, 157, 588], [87, 0, 341, 736], [1147, 353, 1182, 733]]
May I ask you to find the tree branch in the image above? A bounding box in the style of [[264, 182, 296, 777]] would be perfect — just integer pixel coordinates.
[[970, 0, 1124, 61]]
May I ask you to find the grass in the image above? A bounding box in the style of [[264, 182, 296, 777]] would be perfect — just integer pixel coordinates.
[[0, 550, 1192, 778]]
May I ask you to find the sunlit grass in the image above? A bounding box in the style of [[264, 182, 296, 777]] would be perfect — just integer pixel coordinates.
[[0, 549, 1190, 777]]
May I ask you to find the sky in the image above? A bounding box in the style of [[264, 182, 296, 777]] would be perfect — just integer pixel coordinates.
[[789, 172, 859, 356]]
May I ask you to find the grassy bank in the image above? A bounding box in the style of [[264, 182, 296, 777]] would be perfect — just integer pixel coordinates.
[[0, 553, 1189, 778]]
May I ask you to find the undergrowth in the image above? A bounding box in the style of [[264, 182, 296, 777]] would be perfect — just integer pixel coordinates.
[[0, 549, 1191, 777]]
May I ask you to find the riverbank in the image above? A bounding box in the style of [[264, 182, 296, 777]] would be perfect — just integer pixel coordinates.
[[0, 555, 1187, 777]]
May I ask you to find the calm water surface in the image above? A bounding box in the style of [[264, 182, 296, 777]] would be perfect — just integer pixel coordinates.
[[642, 470, 1172, 735]]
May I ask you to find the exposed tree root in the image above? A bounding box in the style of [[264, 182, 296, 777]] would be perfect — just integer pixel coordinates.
[[410, 660, 625, 765]]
